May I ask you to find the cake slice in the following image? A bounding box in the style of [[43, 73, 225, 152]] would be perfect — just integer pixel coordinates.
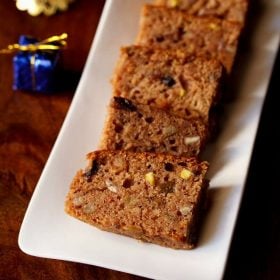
[[99, 97, 208, 157], [154, 0, 248, 25], [136, 5, 243, 73], [65, 150, 209, 249], [113, 46, 223, 121]]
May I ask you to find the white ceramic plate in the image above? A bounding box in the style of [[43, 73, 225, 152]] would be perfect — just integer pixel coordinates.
[[18, 1, 280, 279]]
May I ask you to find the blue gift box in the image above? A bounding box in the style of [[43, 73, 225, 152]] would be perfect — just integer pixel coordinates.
[[13, 35, 60, 92]]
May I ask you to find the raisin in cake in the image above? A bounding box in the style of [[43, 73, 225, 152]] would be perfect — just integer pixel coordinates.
[[136, 5, 243, 73], [100, 97, 208, 157], [113, 46, 223, 121], [65, 150, 209, 249]]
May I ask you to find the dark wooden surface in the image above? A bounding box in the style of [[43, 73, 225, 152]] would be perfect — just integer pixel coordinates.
[[0, 1, 279, 280]]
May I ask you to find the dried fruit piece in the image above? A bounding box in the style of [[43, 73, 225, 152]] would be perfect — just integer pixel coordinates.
[[164, 162, 174, 172], [145, 172, 155, 186], [123, 178, 133, 189], [156, 35, 165, 42], [84, 159, 99, 182], [180, 168, 193, 180], [161, 76, 176, 87], [113, 97, 137, 112], [179, 88, 186, 97], [184, 136, 200, 145], [105, 180, 118, 193]]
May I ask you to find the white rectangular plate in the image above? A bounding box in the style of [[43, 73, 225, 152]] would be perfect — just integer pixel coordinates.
[[19, 1, 280, 279]]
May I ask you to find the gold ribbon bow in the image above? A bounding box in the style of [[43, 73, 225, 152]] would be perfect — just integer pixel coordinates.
[[0, 33, 68, 54]]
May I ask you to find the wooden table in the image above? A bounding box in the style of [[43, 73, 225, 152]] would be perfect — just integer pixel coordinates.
[[0, 1, 279, 279]]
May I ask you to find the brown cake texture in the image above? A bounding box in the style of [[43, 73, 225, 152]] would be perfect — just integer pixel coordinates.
[[136, 5, 243, 73], [113, 46, 223, 121], [65, 150, 209, 249], [99, 97, 208, 157], [154, 0, 248, 25]]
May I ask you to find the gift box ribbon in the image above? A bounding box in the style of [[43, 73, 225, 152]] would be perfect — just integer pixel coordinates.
[[0, 33, 67, 53]]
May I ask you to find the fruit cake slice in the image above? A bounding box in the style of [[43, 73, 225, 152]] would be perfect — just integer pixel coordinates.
[[113, 46, 223, 121], [136, 5, 243, 73], [99, 97, 208, 157], [154, 0, 248, 25], [65, 150, 209, 249]]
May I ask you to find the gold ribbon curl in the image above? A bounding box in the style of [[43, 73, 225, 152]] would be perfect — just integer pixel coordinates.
[[0, 33, 68, 54]]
